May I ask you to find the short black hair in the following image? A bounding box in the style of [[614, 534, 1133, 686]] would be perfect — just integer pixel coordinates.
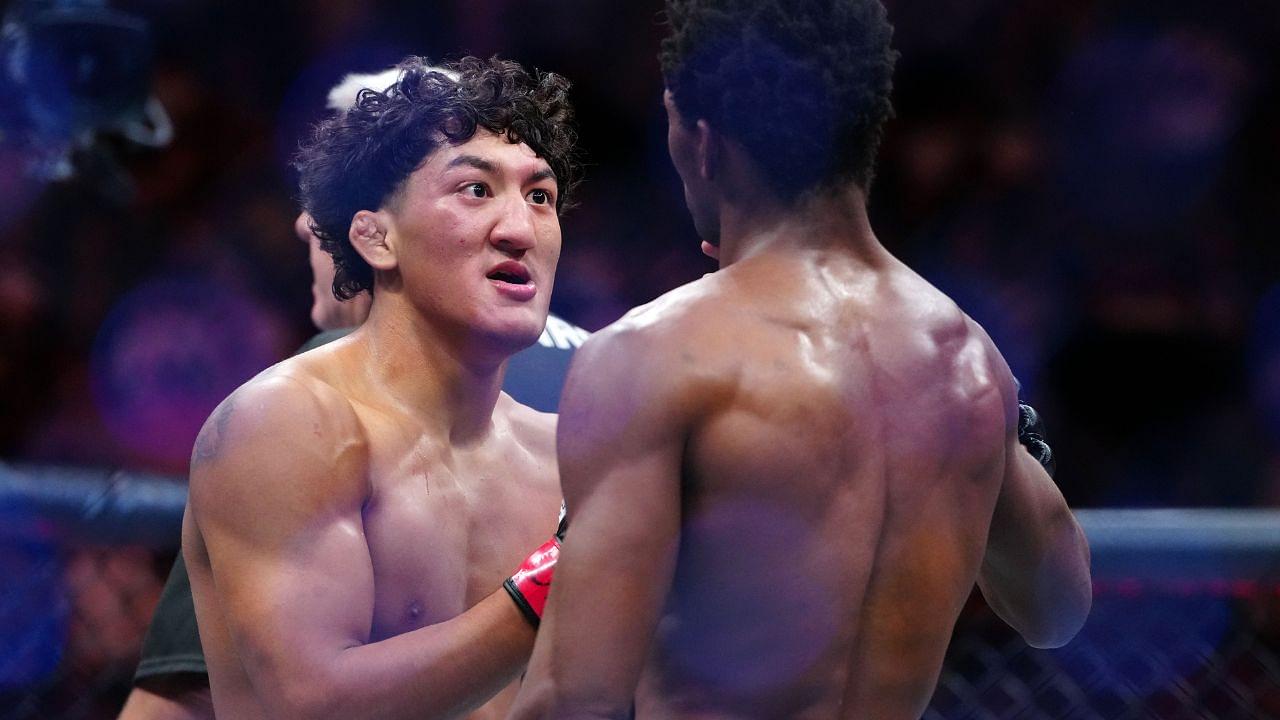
[[295, 56, 579, 300], [660, 0, 898, 200]]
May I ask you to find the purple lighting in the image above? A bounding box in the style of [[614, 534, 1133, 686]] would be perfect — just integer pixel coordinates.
[[90, 276, 283, 467]]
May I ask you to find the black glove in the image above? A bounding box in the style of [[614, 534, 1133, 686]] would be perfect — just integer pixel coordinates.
[[1017, 401, 1056, 478]]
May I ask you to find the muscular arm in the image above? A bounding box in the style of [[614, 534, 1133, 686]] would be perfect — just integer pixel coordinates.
[[187, 377, 533, 720], [507, 323, 697, 720], [975, 348, 1091, 649]]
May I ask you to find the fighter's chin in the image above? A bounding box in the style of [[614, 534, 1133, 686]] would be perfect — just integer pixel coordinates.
[[701, 241, 720, 260], [478, 309, 547, 353]]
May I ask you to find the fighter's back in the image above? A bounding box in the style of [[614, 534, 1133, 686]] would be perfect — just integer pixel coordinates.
[[634, 247, 1012, 719]]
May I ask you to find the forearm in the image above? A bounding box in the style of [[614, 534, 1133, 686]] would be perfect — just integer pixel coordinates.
[[979, 449, 1091, 648], [507, 691, 630, 720], [507, 665, 634, 720], [511, 708, 626, 720], [266, 590, 534, 720]]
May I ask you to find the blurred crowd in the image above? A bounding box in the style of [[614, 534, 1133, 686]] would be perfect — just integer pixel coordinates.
[[0, 0, 1274, 491], [0, 0, 1278, 711], [874, 0, 1280, 509], [4, 0, 1277, 504]]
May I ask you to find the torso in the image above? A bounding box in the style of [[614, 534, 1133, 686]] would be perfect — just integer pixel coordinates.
[[632, 248, 1009, 719], [185, 335, 562, 719]]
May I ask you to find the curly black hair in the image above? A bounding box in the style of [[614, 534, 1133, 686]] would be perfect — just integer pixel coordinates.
[[660, 0, 898, 200], [295, 56, 579, 300]]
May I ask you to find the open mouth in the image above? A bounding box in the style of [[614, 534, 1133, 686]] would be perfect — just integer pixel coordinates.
[[488, 270, 528, 284], [486, 261, 532, 286]]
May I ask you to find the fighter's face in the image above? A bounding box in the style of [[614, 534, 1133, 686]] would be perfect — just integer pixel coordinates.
[[384, 130, 561, 352], [664, 89, 720, 260], [297, 211, 372, 332]]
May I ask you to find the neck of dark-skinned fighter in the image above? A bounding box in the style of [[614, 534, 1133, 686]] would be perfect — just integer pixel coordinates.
[[715, 181, 882, 268]]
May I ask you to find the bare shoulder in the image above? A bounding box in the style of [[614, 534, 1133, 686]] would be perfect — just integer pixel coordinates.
[[958, 313, 1021, 430], [190, 356, 361, 468], [594, 273, 744, 369], [188, 358, 368, 523], [562, 278, 741, 440]]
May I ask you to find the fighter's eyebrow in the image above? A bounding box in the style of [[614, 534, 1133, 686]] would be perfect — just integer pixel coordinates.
[[447, 154, 556, 186], [446, 155, 497, 173], [528, 167, 557, 185]]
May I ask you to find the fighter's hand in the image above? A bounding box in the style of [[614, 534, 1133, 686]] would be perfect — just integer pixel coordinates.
[[1017, 401, 1056, 478], [503, 502, 568, 627]]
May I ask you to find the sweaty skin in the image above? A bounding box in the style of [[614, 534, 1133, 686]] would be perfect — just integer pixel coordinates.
[[510, 84, 1091, 713], [517, 244, 1088, 720], [184, 132, 565, 720]]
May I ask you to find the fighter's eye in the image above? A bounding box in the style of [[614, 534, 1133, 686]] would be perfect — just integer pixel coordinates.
[[528, 189, 552, 205], [465, 183, 488, 198]]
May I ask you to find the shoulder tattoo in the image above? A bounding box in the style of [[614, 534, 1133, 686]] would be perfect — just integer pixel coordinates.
[[192, 394, 238, 466]]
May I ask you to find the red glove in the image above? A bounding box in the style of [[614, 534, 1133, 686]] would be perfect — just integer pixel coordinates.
[[504, 536, 560, 627], [504, 501, 567, 627]]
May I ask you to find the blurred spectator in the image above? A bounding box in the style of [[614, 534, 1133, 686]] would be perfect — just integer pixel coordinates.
[[3, 0, 1277, 502]]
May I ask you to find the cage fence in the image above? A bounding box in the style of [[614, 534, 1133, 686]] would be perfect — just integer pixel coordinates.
[[2, 465, 1278, 719]]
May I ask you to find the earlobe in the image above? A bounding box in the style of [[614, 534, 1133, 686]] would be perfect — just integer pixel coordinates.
[[348, 210, 397, 271]]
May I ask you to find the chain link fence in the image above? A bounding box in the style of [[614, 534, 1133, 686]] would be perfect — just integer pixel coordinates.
[[2, 471, 1279, 719], [1, 545, 165, 720], [928, 586, 1280, 719]]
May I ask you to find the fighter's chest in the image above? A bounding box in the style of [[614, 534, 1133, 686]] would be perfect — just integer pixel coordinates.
[[360, 443, 558, 640]]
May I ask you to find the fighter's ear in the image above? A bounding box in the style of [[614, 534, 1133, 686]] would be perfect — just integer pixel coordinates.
[[694, 118, 721, 182], [348, 210, 397, 271]]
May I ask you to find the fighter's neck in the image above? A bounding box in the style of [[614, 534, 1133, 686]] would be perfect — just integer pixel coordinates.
[[715, 184, 882, 268], [354, 297, 508, 444]]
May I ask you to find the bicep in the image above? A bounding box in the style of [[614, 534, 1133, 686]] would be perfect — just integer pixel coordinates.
[[196, 488, 374, 664], [187, 383, 373, 693]]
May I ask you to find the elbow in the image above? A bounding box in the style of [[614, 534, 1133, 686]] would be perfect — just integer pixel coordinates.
[[1022, 629, 1074, 651], [1056, 521, 1093, 645], [510, 682, 630, 720], [553, 708, 631, 720], [247, 642, 374, 720], [273, 675, 350, 720], [1023, 555, 1093, 649], [992, 523, 1093, 650], [1020, 590, 1091, 649], [553, 697, 635, 720]]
